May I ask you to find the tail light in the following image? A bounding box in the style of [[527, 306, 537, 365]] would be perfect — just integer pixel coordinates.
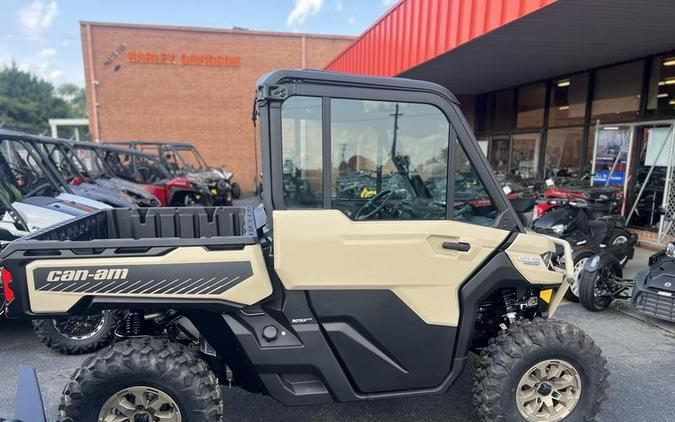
[[533, 203, 547, 220], [2, 267, 14, 306]]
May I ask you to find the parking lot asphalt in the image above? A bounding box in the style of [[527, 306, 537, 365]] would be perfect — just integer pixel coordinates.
[[1, 303, 673, 422]]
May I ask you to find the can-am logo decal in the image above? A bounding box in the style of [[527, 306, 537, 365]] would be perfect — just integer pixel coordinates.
[[31, 261, 253, 296], [46, 268, 129, 282]]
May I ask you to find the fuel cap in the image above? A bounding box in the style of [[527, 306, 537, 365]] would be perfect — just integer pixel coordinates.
[[262, 325, 278, 342]]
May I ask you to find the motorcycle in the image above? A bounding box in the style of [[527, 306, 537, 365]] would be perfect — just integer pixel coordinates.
[[532, 197, 636, 301]]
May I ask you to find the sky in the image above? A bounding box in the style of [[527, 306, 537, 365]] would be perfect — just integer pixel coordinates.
[[0, 0, 398, 87]]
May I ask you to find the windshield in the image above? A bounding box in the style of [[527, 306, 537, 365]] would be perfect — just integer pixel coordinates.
[[41, 142, 85, 182], [72, 146, 110, 179], [160, 145, 208, 172]]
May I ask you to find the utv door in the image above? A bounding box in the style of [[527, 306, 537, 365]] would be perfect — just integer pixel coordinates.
[[268, 82, 518, 394]]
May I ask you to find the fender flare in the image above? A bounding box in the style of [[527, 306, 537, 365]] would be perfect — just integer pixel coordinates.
[[583, 251, 623, 278]]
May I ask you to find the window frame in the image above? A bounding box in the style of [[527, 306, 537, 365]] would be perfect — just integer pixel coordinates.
[[271, 83, 513, 227]]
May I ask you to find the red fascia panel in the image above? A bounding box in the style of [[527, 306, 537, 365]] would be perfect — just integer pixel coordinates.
[[325, 0, 558, 76]]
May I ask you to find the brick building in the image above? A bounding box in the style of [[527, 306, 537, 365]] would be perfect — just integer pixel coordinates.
[[81, 22, 353, 192]]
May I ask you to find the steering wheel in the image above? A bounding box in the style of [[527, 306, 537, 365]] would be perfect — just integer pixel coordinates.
[[355, 190, 393, 221], [24, 183, 53, 198]]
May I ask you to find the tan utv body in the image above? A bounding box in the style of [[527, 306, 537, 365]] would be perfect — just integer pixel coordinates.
[[1, 70, 608, 422]]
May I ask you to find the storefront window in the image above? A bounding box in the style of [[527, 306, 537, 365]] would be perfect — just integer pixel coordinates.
[[493, 89, 515, 131], [591, 61, 643, 124], [476, 94, 492, 135], [544, 127, 584, 178], [549, 72, 589, 127], [646, 54, 675, 119], [488, 133, 540, 181], [516, 83, 546, 128]]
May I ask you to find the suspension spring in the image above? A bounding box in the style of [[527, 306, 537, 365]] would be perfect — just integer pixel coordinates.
[[123, 311, 144, 336]]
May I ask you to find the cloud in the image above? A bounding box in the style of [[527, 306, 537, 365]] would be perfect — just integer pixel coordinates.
[[41, 48, 56, 58], [48, 69, 64, 81], [61, 39, 72, 47], [287, 0, 324, 30], [347, 16, 355, 25], [335, 0, 343, 12], [17, 1, 59, 39], [382, 0, 397, 6]]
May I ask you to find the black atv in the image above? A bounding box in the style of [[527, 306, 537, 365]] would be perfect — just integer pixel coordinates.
[[631, 243, 675, 322], [532, 198, 636, 301]]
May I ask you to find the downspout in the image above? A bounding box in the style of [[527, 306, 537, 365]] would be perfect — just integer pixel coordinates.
[[301, 35, 307, 68], [84, 23, 101, 142]]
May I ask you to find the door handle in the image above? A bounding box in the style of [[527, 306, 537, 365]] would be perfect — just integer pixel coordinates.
[[442, 241, 471, 252]]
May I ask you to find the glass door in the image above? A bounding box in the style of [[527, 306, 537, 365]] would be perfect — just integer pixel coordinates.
[[625, 122, 675, 234]]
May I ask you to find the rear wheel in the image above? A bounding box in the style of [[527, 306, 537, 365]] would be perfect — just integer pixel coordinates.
[[32, 310, 120, 354], [606, 229, 630, 266], [58, 338, 222, 422], [231, 182, 241, 199], [473, 318, 608, 422]]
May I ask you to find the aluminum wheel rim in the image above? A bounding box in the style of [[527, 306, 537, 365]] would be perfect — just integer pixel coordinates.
[[570, 258, 589, 297], [53, 311, 106, 340], [98, 386, 181, 422], [516, 359, 582, 422]]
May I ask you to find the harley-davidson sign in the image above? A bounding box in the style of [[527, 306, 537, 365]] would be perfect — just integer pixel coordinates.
[[126, 50, 240, 67]]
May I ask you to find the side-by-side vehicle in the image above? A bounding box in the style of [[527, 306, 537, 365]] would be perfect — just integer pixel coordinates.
[[1, 70, 608, 422]]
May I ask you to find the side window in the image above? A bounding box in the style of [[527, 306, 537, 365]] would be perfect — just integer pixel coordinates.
[[331, 99, 448, 220], [281, 96, 323, 208], [452, 141, 497, 226]]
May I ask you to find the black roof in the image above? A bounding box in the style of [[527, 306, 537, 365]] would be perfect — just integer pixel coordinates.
[[256, 69, 459, 104]]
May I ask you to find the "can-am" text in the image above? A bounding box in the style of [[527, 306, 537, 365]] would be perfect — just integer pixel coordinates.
[[46, 268, 129, 282]]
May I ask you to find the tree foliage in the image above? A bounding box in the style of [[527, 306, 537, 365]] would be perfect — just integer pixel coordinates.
[[0, 64, 87, 135]]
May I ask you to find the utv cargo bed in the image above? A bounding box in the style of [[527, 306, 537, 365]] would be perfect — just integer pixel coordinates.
[[1, 207, 272, 318]]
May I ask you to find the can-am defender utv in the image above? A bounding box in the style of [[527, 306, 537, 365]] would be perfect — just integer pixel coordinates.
[[0, 70, 608, 422]]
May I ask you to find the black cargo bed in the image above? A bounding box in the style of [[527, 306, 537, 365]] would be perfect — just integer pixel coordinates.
[[1, 207, 258, 258]]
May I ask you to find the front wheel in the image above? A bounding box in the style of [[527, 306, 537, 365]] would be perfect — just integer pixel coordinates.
[[579, 267, 615, 312], [473, 318, 609, 422], [58, 338, 223, 422]]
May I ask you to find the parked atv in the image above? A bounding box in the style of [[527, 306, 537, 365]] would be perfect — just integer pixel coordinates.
[[532, 197, 636, 301], [66, 141, 162, 207], [93, 143, 213, 206], [630, 243, 675, 322], [533, 177, 623, 221], [1, 70, 608, 422], [108, 140, 240, 204], [34, 136, 159, 207]]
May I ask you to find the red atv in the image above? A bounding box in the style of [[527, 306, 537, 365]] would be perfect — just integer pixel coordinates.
[[533, 178, 623, 221]]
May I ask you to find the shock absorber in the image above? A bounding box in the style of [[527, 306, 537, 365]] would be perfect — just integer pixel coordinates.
[[501, 289, 518, 325], [122, 311, 144, 336]]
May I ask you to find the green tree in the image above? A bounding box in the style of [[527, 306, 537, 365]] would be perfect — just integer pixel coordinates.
[[0, 64, 74, 134], [57, 83, 88, 118]]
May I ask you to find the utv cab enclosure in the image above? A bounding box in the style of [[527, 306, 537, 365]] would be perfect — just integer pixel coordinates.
[[0, 70, 608, 422]]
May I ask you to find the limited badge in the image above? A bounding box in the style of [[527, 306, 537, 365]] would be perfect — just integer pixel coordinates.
[[518, 256, 541, 266]]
